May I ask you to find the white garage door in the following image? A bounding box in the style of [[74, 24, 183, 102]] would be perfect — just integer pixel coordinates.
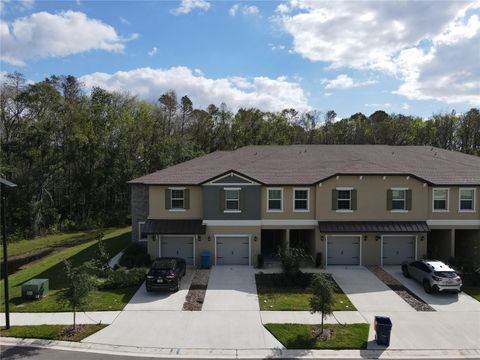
[[327, 236, 361, 265], [161, 236, 194, 265], [216, 236, 249, 265], [382, 236, 415, 265]]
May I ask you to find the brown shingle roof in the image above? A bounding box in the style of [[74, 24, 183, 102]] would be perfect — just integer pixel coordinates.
[[129, 145, 480, 185]]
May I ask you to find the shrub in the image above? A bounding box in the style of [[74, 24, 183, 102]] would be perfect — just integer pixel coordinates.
[[99, 267, 147, 290], [119, 243, 151, 269], [279, 247, 312, 282]]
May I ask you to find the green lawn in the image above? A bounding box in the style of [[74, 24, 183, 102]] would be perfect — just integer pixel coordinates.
[[0, 227, 139, 312], [0, 324, 107, 342], [463, 286, 480, 301], [256, 273, 356, 311], [264, 323, 369, 350], [1, 228, 120, 258]]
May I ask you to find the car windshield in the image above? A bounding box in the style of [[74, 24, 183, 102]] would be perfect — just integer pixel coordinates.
[[434, 271, 457, 278], [152, 259, 175, 270]]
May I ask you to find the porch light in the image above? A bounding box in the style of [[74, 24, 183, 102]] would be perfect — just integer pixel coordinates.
[[363, 235, 368, 241], [254, 236, 257, 242], [207, 236, 211, 242], [197, 235, 202, 242], [376, 236, 381, 241], [420, 236, 425, 241], [320, 236, 324, 241]]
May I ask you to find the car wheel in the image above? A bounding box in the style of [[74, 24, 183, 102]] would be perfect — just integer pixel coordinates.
[[423, 280, 432, 294], [174, 282, 180, 292], [402, 266, 410, 278]]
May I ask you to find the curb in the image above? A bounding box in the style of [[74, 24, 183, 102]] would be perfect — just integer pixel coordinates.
[[1, 338, 479, 359]]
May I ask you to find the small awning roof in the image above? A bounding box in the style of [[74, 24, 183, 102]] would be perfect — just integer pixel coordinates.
[[143, 219, 206, 235], [318, 221, 429, 233]]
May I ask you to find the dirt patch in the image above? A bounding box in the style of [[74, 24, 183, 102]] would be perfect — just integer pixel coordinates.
[[367, 266, 435, 311], [59, 325, 87, 338], [311, 327, 336, 341], [183, 269, 210, 311]]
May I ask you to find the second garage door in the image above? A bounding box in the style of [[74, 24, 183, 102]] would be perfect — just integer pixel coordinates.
[[216, 236, 249, 265], [382, 235, 415, 265], [327, 236, 361, 265], [161, 236, 194, 265]]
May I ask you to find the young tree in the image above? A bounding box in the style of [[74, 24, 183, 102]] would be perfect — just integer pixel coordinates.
[[309, 273, 336, 334], [58, 260, 94, 329]]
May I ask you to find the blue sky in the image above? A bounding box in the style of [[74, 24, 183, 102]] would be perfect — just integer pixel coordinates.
[[1, 0, 479, 118]]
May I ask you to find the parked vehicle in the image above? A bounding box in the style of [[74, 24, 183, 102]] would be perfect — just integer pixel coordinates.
[[401, 259, 462, 294], [146, 257, 186, 292]]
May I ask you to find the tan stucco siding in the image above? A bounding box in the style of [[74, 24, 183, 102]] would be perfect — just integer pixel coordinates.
[[149, 185, 203, 219], [147, 235, 159, 259], [316, 175, 428, 220], [428, 186, 480, 219], [261, 186, 316, 219]]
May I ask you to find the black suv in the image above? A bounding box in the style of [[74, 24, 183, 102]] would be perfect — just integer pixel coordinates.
[[146, 257, 186, 292]]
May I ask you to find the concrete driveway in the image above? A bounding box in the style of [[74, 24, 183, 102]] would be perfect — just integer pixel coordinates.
[[123, 268, 193, 311], [203, 266, 259, 311], [328, 266, 414, 312], [383, 265, 480, 312], [83, 266, 282, 349]]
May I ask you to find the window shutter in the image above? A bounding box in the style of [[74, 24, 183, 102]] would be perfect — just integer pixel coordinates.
[[406, 189, 412, 210], [239, 189, 245, 211], [165, 189, 171, 209], [351, 189, 357, 210], [387, 189, 393, 210], [184, 189, 190, 209], [219, 189, 225, 211], [332, 189, 338, 210]]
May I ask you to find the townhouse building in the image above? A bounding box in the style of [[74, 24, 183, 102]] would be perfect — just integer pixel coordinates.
[[129, 145, 480, 268]]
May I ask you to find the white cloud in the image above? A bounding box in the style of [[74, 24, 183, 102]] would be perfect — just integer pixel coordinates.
[[279, 0, 480, 105], [147, 47, 158, 56], [275, 4, 290, 14], [1, 0, 34, 13], [321, 74, 376, 89], [0, 11, 129, 65], [401, 103, 410, 110], [79, 66, 311, 112], [229, 3, 259, 17], [365, 103, 391, 108], [280, 1, 469, 72], [119, 16, 130, 25], [171, 0, 210, 15], [269, 43, 286, 51]]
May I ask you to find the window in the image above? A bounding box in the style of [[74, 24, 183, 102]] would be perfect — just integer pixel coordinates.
[[225, 189, 240, 211], [171, 189, 185, 209], [392, 189, 406, 210], [337, 190, 351, 210], [293, 189, 309, 211], [433, 188, 449, 211], [267, 188, 283, 211], [459, 188, 475, 211], [138, 222, 147, 242]]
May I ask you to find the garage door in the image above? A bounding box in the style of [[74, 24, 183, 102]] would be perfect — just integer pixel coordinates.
[[161, 236, 194, 265], [382, 236, 415, 265], [216, 236, 249, 265], [327, 236, 360, 265]]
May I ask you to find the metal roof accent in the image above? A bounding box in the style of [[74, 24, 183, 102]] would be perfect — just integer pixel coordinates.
[[318, 221, 430, 233], [143, 219, 206, 235]]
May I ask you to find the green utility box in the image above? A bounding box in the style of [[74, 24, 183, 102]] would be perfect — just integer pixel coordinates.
[[22, 279, 49, 299]]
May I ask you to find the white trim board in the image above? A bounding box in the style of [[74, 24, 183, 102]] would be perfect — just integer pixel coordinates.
[[203, 172, 260, 186], [426, 219, 480, 226], [203, 219, 318, 226]]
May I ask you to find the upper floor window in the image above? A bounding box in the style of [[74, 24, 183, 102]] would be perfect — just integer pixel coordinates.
[[267, 188, 283, 211], [459, 188, 475, 212], [225, 188, 240, 211], [332, 188, 357, 211], [293, 188, 309, 211], [165, 188, 189, 210], [391, 189, 406, 210], [433, 188, 449, 212], [171, 189, 185, 209]]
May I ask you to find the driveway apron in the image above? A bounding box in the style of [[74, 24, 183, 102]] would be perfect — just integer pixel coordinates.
[[328, 265, 414, 312]]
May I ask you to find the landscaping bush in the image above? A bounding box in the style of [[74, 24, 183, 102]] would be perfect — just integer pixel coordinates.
[[119, 243, 151, 269], [257, 254, 264, 269], [99, 267, 147, 290], [279, 247, 312, 283], [315, 252, 322, 268]]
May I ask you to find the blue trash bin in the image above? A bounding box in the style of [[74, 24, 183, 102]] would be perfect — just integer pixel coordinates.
[[374, 316, 392, 346], [201, 251, 211, 269]]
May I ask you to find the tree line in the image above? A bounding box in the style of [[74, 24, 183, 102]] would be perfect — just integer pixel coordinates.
[[1, 72, 479, 239]]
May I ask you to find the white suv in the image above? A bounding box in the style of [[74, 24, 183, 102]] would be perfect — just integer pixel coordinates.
[[401, 260, 462, 294]]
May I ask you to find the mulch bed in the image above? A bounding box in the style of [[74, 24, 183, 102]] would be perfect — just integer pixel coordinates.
[[59, 324, 87, 337], [367, 266, 435, 311], [182, 269, 210, 311]]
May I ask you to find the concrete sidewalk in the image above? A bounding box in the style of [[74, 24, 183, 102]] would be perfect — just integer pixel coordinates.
[[0, 311, 120, 326]]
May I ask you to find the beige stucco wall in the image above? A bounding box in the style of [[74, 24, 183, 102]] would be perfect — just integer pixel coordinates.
[[261, 186, 316, 219], [147, 235, 159, 259], [428, 187, 480, 219], [149, 185, 203, 219], [316, 175, 429, 220]]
